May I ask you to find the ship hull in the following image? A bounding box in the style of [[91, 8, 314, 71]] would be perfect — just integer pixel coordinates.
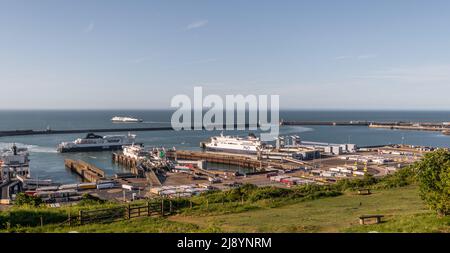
[[204, 146, 258, 155], [58, 144, 133, 153], [112, 120, 143, 123]]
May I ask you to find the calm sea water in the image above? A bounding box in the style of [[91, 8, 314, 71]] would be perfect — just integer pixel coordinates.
[[0, 110, 449, 183]]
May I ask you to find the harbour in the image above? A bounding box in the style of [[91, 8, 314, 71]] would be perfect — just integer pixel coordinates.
[[0, 124, 442, 204], [3, 0, 450, 237], [0, 110, 449, 204]]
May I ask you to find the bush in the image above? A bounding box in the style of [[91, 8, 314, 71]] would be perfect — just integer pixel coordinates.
[[334, 174, 379, 191], [78, 194, 107, 206], [14, 193, 43, 207], [247, 187, 292, 202], [415, 149, 450, 216], [375, 165, 416, 189], [8, 209, 68, 228]]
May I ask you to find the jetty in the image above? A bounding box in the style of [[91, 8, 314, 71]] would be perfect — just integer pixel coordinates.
[[112, 153, 138, 168], [166, 150, 296, 170], [64, 159, 106, 182]]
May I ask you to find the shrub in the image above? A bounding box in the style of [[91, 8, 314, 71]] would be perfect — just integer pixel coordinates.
[[247, 187, 292, 202], [14, 193, 43, 207], [415, 149, 450, 216], [78, 194, 107, 206], [334, 174, 379, 191], [375, 165, 416, 189]]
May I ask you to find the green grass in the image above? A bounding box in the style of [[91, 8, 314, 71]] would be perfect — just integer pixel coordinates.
[[2, 185, 449, 233], [345, 213, 450, 233], [170, 185, 445, 232], [4, 217, 203, 233]]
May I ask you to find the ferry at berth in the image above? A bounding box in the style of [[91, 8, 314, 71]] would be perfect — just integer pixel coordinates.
[[1, 144, 31, 181], [201, 133, 267, 154], [57, 133, 137, 153]]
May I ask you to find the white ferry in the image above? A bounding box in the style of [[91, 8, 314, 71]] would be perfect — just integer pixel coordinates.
[[57, 133, 137, 153], [202, 133, 265, 154], [122, 144, 147, 160], [111, 116, 143, 123], [0, 144, 31, 181]]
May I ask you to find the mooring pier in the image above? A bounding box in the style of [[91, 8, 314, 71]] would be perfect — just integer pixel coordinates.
[[65, 159, 106, 182], [166, 150, 297, 170]]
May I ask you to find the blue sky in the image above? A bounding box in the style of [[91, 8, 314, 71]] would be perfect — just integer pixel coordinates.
[[1, 0, 450, 109]]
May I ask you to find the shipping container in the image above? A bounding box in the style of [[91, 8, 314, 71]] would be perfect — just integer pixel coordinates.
[[266, 172, 278, 178], [96, 183, 115, 189], [97, 180, 115, 185], [59, 184, 78, 190], [24, 190, 36, 196], [36, 186, 59, 192], [122, 184, 136, 191], [78, 182, 97, 189]]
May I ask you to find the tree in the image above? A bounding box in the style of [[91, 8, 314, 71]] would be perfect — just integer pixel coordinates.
[[415, 149, 450, 216]]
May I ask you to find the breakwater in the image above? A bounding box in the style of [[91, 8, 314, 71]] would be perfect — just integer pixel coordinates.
[[1, 121, 449, 138], [0, 127, 174, 137], [0, 124, 260, 137]]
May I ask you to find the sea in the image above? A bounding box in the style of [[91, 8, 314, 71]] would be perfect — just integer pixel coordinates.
[[0, 110, 449, 184]]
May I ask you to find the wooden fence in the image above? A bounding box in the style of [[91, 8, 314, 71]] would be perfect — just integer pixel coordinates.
[[78, 199, 177, 225]]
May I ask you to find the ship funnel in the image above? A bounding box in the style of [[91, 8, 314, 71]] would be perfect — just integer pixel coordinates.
[[12, 143, 17, 155]]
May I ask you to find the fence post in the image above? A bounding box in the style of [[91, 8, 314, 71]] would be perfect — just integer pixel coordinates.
[[190, 200, 193, 209], [127, 204, 131, 219], [161, 199, 165, 216], [79, 210, 83, 226], [206, 199, 209, 209], [40, 216, 43, 227], [147, 202, 150, 216], [68, 212, 71, 226], [169, 201, 173, 214]]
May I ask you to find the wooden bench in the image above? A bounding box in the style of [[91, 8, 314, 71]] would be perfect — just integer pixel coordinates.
[[359, 215, 384, 225], [357, 189, 371, 195]]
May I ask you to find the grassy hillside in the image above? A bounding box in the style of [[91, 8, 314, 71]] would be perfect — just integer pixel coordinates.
[[170, 185, 447, 233], [4, 184, 449, 233]]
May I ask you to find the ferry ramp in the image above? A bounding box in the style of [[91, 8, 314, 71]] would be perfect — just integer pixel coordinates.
[[145, 170, 162, 187]]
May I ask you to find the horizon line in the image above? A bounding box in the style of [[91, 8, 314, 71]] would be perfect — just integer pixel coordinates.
[[1, 108, 450, 112]]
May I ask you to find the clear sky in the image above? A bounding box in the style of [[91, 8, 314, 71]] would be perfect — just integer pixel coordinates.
[[1, 0, 450, 110]]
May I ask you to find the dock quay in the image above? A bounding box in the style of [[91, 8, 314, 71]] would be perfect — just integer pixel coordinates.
[[64, 159, 106, 182], [112, 153, 164, 184], [112, 153, 138, 168], [166, 150, 296, 170]]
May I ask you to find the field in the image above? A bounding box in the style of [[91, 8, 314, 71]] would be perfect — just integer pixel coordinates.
[[170, 185, 449, 233], [4, 184, 449, 233]]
